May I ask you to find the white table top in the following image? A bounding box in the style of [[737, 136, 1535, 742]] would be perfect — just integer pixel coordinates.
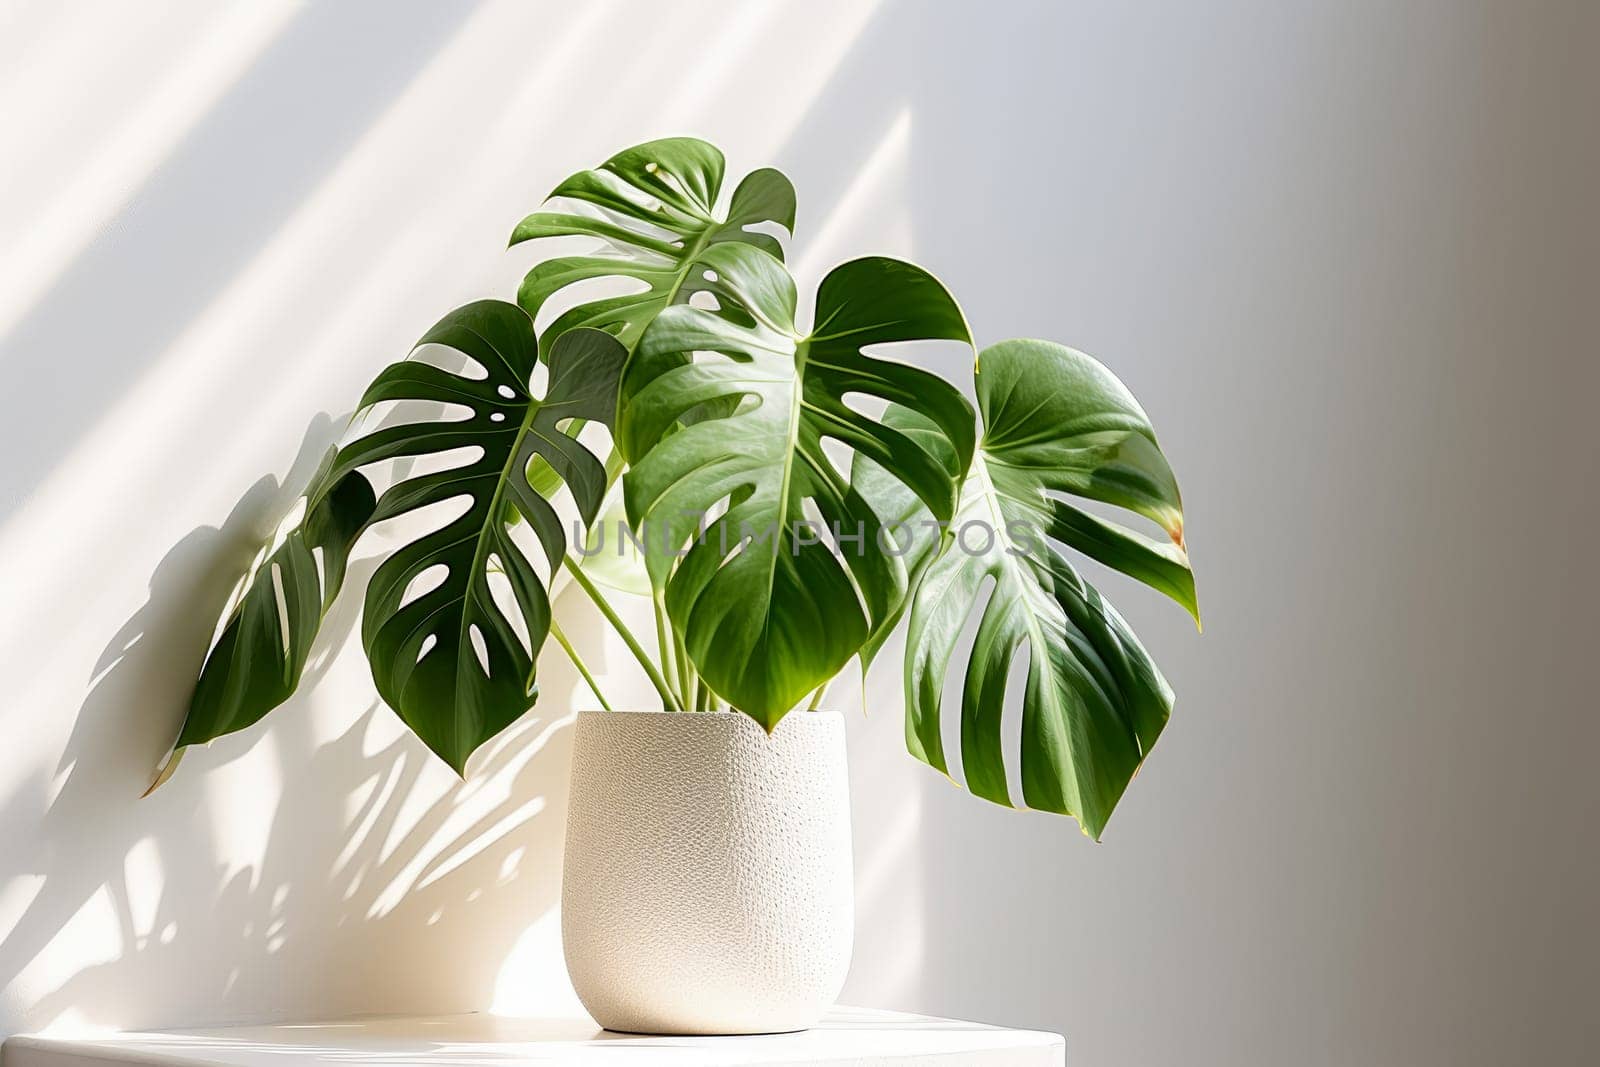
[[3, 1007, 1064, 1067]]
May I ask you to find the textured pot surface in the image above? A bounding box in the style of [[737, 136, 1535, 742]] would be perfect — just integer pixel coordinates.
[[561, 709, 853, 1035]]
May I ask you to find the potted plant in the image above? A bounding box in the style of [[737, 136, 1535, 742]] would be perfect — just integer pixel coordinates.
[[153, 138, 1199, 1035]]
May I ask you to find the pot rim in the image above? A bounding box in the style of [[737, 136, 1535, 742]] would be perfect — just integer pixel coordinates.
[[571, 707, 842, 720]]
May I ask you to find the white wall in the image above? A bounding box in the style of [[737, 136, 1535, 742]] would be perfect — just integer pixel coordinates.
[[2, 2, 1595, 1064]]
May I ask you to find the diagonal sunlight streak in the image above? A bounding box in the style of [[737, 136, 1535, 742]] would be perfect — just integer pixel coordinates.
[[0, 0, 483, 525], [767, 106, 935, 1008], [793, 109, 915, 284], [2, 0, 932, 1034], [184, 0, 924, 952], [852, 794, 926, 993], [0, 0, 897, 714], [651, 1, 787, 131], [0, 1, 300, 338], [0, 3, 523, 708]]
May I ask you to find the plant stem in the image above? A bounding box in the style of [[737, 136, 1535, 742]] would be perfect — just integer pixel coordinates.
[[654, 594, 682, 709], [807, 680, 830, 711], [674, 631, 692, 709], [549, 619, 612, 712], [652, 579, 693, 709], [564, 556, 680, 711]]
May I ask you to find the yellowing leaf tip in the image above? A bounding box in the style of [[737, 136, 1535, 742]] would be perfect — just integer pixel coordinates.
[[143, 746, 185, 797]]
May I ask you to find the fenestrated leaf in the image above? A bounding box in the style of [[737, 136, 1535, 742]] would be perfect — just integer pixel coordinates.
[[511, 137, 795, 353], [618, 244, 975, 727], [152, 448, 376, 788], [978, 339, 1195, 607], [901, 339, 1196, 839], [331, 302, 624, 772]]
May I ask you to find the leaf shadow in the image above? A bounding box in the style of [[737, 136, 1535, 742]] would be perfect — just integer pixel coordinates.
[[0, 412, 575, 1032]]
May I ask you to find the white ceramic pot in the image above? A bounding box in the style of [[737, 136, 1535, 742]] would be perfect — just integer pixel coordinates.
[[561, 709, 853, 1035]]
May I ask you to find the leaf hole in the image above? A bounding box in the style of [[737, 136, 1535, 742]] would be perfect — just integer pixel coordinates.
[[416, 633, 438, 663], [859, 337, 971, 379], [270, 562, 291, 658], [272, 498, 308, 549], [940, 573, 999, 789], [533, 274, 654, 342], [839, 390, 887, 422], [651, 167, 691, 204], [361, 494, 474, 552], [357, 399, 475, 436], [1000, 637, 1031, 808], [484, 552, 534, 655], [399, 564, 449, 609], [1041, 489, 1175, 546], [510, 518, 559, 584], [469, 624, 492, 679], [817, 435, 854, 483], [741, 219, 789, 242], [411, 344, 488, 381], [574, 205, 681, 260]]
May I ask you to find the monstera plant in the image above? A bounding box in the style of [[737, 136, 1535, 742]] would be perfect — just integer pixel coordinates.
[[155, 137, 1197, 839]]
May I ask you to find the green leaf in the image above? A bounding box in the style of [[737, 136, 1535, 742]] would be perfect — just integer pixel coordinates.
[[333, 302, 624, 773], [159, 447, 376, 778], [511, 137, 795, 353], [901, 339, 1196, 839], [618, 244, 975, 728], [848, 405, 962, 670]]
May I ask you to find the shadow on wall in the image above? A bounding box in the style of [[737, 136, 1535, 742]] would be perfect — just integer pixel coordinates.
[[0, 412, 583, 1032], [0, 0, 481, 521], [0, 0, 571, 1034], [0, 0, 954, 1039]]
